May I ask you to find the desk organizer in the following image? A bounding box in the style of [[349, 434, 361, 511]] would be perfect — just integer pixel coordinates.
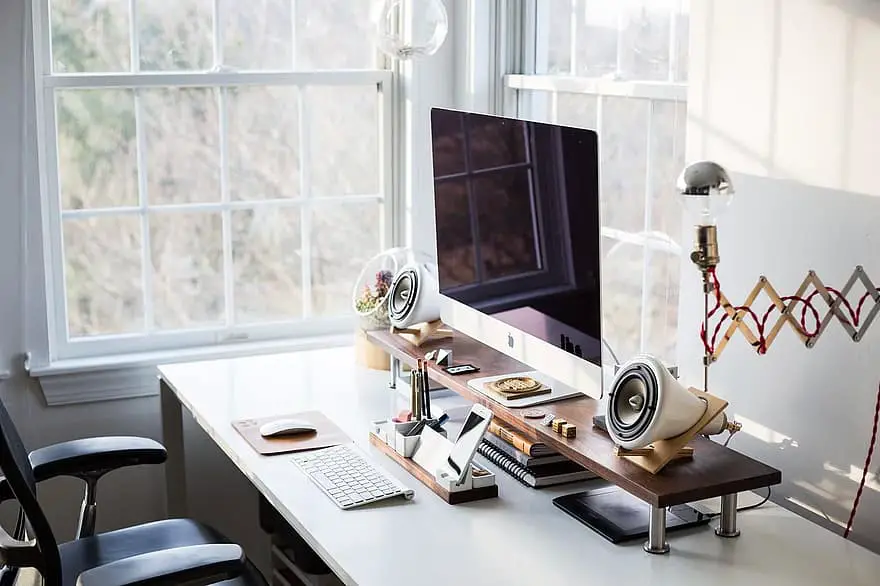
[[369, 420, 498, 504]]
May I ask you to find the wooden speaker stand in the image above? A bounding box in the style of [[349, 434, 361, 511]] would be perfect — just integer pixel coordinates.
[[615, 389, 728, 474], [391, 320, 452, 347]]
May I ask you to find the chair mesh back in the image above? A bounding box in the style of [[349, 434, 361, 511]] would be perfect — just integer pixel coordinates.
[[0, 394, 62, 584]]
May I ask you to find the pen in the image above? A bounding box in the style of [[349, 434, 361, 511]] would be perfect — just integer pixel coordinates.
[[422, 360, 432, 419], [419, 360, 429, 417], [414, 362, 423, 420], [406, 419, 426, 437], [411, 365, 419, 419]]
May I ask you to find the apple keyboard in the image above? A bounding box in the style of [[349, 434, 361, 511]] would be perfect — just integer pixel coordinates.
[[291, 444, 414, 509]]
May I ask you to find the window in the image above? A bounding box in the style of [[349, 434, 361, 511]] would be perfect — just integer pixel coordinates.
[[35, 0, 397, 361], [506, 0, 689, 363]]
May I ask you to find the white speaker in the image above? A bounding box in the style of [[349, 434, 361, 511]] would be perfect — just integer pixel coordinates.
[[388, 261, 441, 329], [605, 355, 728, 449]]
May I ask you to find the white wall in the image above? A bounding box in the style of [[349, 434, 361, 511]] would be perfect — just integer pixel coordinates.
[[0, 0, 269, 571], [0, 0, 27, 382], [681, 0, 880, 553]]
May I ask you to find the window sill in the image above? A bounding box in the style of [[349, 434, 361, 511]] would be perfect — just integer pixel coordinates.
[[29, 334, 353, 406]]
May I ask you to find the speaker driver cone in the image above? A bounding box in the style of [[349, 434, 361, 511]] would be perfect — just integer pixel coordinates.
[[607, 364, 658, 443], [389, 268, 419, 323]]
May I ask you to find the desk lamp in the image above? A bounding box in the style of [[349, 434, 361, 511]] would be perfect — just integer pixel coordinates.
[[677, 161, 735, 392]]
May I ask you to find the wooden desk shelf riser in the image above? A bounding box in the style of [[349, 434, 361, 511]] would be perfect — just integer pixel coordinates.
[[366, 328, 781, 509]]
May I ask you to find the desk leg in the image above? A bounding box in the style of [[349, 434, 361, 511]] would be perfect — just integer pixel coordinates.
[[715, 493, 741, 538], [389, 356, 400, 389], [160, 379, 188, 518], [644, 505, 670, 554]]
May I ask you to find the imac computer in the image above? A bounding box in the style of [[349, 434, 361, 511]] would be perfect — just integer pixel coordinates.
[[430, 107, 603, 401]]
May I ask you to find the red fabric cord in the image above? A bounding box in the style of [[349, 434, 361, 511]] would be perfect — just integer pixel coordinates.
[[701, 268, 878, 356], [844, 381, 880, 539], [700, 268, 880, 539]]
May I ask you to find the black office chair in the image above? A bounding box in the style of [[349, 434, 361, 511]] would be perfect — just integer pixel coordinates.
[[0, 396, 267, 586]]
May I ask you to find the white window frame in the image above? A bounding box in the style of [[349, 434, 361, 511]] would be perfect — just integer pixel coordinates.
[[31, 1, 399, 365], [501, 0, 688, 355]]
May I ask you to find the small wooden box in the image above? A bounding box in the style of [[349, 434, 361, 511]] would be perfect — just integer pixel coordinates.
[[552, 418, 567, 433]]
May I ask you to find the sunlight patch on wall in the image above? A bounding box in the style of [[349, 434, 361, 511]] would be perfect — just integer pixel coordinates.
[[735, 413, 799, 448], [792, 479, 839, 502], [824, 462, 880, 493], [786, 495, 845, 528]]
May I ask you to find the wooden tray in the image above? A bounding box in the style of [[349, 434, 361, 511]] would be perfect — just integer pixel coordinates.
[[368, 434, 498, 504]]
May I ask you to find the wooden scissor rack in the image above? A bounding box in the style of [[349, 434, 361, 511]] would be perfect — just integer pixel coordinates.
[[708, 266, 880, 361]]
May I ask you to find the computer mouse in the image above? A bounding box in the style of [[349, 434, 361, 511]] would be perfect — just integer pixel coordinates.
[[259, 419, 318, 438]]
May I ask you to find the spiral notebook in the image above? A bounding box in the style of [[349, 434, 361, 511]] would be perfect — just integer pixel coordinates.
[[482, 433, 570, 468], [477, 440, 596, 488]]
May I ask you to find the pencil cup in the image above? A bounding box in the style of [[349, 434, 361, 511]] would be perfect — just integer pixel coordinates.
[[392, 423, 422, 458], [393, 433, 420, 458]]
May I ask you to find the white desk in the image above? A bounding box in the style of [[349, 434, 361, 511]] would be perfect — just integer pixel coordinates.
[[159, 346, 880, 586]]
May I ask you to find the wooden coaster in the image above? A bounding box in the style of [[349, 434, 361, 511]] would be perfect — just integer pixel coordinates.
[[484, 376, 549, 400]]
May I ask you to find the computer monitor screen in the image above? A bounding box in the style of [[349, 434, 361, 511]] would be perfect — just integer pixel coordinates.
[[431, 108, 602, 371]]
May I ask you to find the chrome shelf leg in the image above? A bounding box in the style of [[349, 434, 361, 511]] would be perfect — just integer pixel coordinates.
[[716, 493, 741, 538], [644, 505, 670, 554], [389, 356, 400, 389]]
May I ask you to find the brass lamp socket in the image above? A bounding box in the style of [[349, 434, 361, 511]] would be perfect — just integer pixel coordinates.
[[690, 225, 720, 272]]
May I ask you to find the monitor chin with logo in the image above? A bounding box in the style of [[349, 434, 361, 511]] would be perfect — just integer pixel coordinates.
[[431, 108, 603, 402]]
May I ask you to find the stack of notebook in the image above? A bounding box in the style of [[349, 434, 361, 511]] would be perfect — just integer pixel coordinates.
[[477, 421, 596, 488]]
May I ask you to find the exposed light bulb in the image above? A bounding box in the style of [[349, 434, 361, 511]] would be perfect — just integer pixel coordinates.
[[676, 161, 735, 227], [374, 0, 449, 61], [677, 161, 735, 272]]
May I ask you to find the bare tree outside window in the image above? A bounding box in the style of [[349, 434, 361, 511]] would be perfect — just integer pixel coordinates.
[[44, 0, 390, 354]]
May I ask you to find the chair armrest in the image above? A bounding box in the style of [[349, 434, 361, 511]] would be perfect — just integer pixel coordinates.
[[0, 437, 166, 504], [75, 544, 245, 586], [0, 437, 166, 503], [28, 436, 167, 481]]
